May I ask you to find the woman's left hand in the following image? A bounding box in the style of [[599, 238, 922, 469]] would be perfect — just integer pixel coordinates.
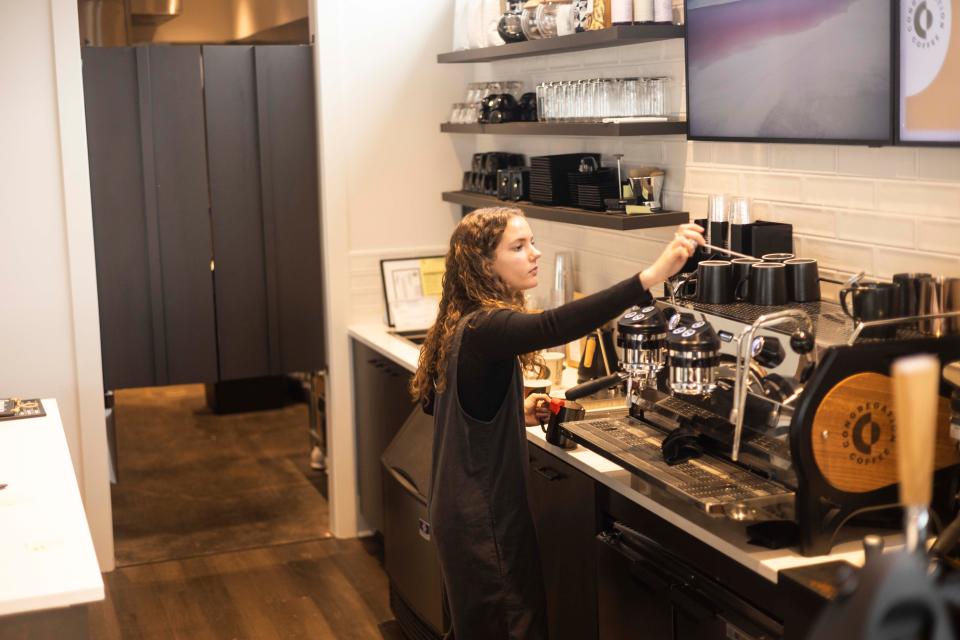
[[524, 393, 551, 427]]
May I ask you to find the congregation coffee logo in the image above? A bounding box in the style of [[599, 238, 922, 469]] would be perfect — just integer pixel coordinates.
[[907, 0, 947, 47], [841, 402, 896, 466]]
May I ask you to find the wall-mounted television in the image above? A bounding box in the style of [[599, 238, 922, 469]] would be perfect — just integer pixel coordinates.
[[685, 0, 894, 145], [898, 0, 960, 145]]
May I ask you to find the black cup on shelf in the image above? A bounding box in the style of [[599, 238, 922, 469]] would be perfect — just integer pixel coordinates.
[[680, 260, 734, 304], [840, 282, 899, 338], [785, 258, 820, 303], [738, 262, 788, 306], [732, 258, 761, 300]]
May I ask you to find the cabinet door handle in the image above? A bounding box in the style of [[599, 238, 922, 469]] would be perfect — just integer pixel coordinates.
[[533, 465, 563, 481]]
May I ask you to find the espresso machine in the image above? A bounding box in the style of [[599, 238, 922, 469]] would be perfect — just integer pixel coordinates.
[[560, 292, 960, 556]]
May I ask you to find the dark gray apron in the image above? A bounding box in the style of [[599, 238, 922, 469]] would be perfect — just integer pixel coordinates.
[[427, 312, 548, 640]]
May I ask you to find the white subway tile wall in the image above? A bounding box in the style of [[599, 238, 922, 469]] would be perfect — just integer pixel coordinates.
[[349, 12, 960, 322]]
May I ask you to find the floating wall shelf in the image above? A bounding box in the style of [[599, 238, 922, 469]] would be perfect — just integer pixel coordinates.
[[440, 120, 687, 136], [442, 191, 689, 231], [437, 24, 685, 63]]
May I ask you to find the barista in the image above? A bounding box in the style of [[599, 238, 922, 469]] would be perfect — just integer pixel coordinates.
[[411, 206, 703, 639]]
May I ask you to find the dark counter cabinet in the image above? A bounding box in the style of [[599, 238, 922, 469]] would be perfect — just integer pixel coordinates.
[[527, 445, 599, 640], [527, 441, 844, 640], [352, 341, 416, 534]]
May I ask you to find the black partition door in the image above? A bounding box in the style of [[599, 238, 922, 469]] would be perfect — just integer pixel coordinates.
[[83, 46, 218, 390], [203, 45, 325, 379], [83, 47, 157, 390], [202, 46, 272, 380], [143, 46, 219, 385]]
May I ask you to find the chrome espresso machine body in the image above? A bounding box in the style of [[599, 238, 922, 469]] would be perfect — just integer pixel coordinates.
[[560, 294, 960, 556]]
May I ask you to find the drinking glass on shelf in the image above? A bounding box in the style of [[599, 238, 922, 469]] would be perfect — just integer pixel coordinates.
[[649, 77, 667, 116], [543, 81, 558, 122], [608, 78, 623, 118], [729, 197, 752, 225], [621, 77, 639, 117], [505, 81, 524, 100], [536, 82, 547, 121], [599, 78, 613, 120]]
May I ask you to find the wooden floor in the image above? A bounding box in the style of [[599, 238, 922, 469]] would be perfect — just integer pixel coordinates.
[[88, 538, 404, 640], [111, 385, 331, 566], [89, 384, 402, 638]]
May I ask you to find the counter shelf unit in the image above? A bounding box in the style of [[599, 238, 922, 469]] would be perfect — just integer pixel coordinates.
[[443, 190, 689, 231], [441, 120, 687, 136], [437, 24, 685, 63]]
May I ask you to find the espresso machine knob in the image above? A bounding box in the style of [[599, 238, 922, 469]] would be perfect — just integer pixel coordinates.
[[751, 336, 785, 369], [790, 328, 815, 355]]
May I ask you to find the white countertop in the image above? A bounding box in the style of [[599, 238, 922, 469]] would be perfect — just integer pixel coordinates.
[[348, 321, 896, 583], [0, 399, 105, 616], [348, 322, 420, 373]]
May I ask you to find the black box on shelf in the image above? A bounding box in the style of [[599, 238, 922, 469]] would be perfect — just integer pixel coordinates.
[[730, 221, 794, 257]]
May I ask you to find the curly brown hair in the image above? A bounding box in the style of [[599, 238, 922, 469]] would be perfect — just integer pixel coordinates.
[[410, 206, 538, 407]]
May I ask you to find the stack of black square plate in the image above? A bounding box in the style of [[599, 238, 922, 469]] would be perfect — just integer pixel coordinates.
[[568, 168, 620, 211], [529, 153, 600, 205]]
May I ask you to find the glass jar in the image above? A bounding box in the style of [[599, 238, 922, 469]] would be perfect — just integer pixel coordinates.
[[520, 4, 544, 40], [537, 2, 576, 38], [498, 0, 527, 43]]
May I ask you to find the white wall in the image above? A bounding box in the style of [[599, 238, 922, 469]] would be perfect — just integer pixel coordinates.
[[0, 0, 112, 570], [312, 0, 470, 536], [354, 29, 960, 322]]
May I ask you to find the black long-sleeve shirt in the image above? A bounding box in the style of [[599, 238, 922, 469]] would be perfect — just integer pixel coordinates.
[[457, 275, 652, 421]]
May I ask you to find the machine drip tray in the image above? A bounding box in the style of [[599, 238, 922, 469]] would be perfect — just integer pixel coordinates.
[[561, 416, 794, 517]]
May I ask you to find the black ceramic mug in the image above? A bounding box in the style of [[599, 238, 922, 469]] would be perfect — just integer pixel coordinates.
[[681, 260, 734, 304], [761, 253, 795, 263], [732, 258, 761, 301], [740, 262, 788, 306], [840, 282, 899, 338], [785, 258, 821, 303]]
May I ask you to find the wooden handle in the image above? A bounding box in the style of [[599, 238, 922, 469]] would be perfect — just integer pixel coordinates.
[[582, 337, 596, 368], [892, 354, 941, 507]]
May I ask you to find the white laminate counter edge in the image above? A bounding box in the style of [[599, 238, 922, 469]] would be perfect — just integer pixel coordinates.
[[348, 323, 419, 373], [348, 322, 883, 584], [0, 400, 105, 616]]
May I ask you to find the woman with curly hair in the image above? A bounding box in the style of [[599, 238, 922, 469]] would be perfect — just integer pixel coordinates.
[[411, 207, 703, 639]]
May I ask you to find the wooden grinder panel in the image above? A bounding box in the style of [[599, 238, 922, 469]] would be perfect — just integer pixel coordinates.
[[810, 372, 958, 494]]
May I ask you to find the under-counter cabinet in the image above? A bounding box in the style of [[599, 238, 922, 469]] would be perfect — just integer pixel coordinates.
[[527, 444, 600, 640], [597, 523, 782, 639], [530, 442, 789, 640], [351, 340, 416, 533]]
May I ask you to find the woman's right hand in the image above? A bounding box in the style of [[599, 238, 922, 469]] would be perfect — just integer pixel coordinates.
[[639, 223, 705, 290]]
